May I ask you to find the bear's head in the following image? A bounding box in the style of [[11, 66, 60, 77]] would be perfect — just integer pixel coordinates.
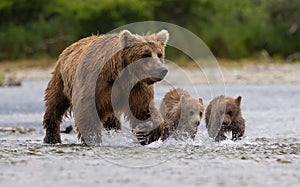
[[119, 30, 169, 84], [206, 95, 242, 138], [222, 96, 242, 127], [177, 95, 205, 139]]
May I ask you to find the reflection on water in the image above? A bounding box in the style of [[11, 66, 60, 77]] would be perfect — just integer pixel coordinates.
[[0, 81, 299, 187]]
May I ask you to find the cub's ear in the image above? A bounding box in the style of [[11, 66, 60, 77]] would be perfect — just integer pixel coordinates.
[[235, 96, 242, 107], [198, 98, 203, 105], [119, 30, 139, 48], [156, 29, 169, 46], [180, 95, 186, 104]]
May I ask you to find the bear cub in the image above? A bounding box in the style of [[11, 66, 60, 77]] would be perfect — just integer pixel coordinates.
[[160, 88, 205, 140], [134, 88, 205, 144], [205, 95, 245, 141]]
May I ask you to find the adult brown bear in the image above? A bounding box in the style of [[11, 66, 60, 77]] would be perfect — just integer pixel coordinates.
[[43, 30, 169, 145]]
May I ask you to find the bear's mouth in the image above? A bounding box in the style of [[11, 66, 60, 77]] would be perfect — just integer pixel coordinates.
[[150, 77, 163, 82], [142, 77, 163, 84]]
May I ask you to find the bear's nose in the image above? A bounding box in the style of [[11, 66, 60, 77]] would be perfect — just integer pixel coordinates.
[[194, 120, 200, 126], [160, 68, 168, 77]]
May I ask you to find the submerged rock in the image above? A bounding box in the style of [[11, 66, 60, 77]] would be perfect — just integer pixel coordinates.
[[0, 73, 22, 87], [0, 77, 22, 87], [276, 158, 292, 164]]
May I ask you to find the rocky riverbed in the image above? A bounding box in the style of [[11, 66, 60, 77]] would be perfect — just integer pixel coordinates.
[[0, 78, 299, 187]]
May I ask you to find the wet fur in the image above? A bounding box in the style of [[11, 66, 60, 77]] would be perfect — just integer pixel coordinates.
[[43, 30, 169, 144], [161, 89, 204, 139], [205, 95, 245, 141], [134, 88, 204, 144]]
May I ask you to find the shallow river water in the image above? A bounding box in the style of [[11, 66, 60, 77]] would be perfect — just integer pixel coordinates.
[[0, 80, 299, 187]]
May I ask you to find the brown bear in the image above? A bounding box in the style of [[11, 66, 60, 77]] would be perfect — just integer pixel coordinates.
[[134, 88, 205, 145], [43, 29, 169, 145], [205, 95, 245, 141]]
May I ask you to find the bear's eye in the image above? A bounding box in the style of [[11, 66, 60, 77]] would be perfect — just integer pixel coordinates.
[[157, 52, 163, 58], [227, 111, 233, 116], [200, 112, 203, 117], [142, 52, 152, 58], [189, 111, 194, 116]]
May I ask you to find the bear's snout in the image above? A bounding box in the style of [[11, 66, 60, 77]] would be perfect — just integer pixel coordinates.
[[159, 67, 168, 78], [222, 119, 231, 126], [193, 120, 200, 126]]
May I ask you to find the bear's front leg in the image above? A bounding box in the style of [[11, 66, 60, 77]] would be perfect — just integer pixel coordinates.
[[214, 125, 227, 141], [229, 118, 245, 141], [231, 122, 245, 141], [133, 121, 166, 145], [102, 114, 122, 131], [130, 102, 165, 145]]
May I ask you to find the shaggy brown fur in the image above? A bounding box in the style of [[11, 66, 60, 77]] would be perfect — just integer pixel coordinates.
[[134, 88, 205, 144], [205, 95, 245, 141], [160, 88, 204, 139], [43, 30, 169, 144]]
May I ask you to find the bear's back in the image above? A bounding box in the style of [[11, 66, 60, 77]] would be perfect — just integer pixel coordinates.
[[162, 88, 190, 108], [160, 88, 190, 118]]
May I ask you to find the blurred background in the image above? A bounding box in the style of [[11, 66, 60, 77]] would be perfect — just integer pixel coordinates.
[[1, 0, 300, 61]]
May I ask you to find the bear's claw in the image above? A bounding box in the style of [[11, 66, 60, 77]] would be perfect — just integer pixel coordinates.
[[133, 122, 155, 145]]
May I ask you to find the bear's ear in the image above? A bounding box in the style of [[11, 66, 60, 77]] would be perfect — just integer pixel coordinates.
[[119, 30, 139, 48], [235, 96, 242, 107], [198, 98, 203, 105], [155, 29, 169, 46], [180, 95, 186, 104]]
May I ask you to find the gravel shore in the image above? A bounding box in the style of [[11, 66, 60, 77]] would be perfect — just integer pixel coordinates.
[[165, 63, 300, 85]]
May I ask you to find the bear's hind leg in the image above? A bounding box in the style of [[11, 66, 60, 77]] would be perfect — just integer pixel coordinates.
[[43, 72, 70, 144]]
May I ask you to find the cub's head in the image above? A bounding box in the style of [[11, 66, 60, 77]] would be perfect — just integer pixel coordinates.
[[119, 30, 169, 84], [177, 95, 205, 139], [222, 96, 242, 126]]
